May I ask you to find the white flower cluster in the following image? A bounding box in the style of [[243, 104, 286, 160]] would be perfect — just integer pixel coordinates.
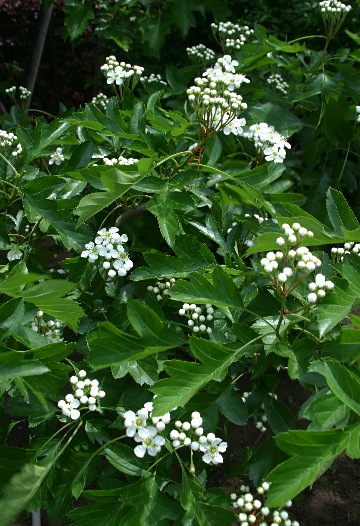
[[186, 44, 216, 62], [319, 0, 351, 14], [57, 370, 105, 420], [6, 85, 31, 101], [260, 222, 334, 304], [102, 155, 138, 166], [331, 242, 360, 262], [19, 86, 31, 100], [81, 227, 133, 278], [5, 86, 16, 96], [307, 273, 334, 303], [124, 401, 170, 458], [231, 482, 299, 526], [319, 0, 351, 37], [267, 74, 289, 95], [91, 92, 110, 110], [356, 106, 360, 123], [101, 55, 144, 88], [211, 21, 254, 51], [0, 129, 22, 156], [140, 73, 167, 86], [187, 55, 249, 136], [147, 278, 176, 301], [244, 123, 291, 163], [30, 310, 64, 343], [170, 412, 227, 465], [178, 303, 214, 334], [49, 147, 64, 166]]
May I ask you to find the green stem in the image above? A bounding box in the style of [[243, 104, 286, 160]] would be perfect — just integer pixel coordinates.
[[0, 152, 20, 177], [288, 35, 327, 44]]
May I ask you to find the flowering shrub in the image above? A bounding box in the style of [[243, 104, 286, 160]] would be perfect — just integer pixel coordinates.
[[1, 2, 360, 525]]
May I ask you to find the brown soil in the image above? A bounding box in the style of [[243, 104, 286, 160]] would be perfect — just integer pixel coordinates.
[[291, 454, 360, 526]]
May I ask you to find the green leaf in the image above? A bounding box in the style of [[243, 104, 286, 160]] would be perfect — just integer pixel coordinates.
[[147, 193, 184, 246], [170, 266, 243, 316], [28, 120, 71, 160], [61, 140, 94, 172], [76, 168, 147, 225], [140, 14, 171, 56], [130, 102, 146, 136], [0, 264, 84, 331], [63, 2, 95, 41], [131, 235, 216, 280], [309, 359, 360, 416], [263, 396, 294, 434], [105, 444, 148, 477], [326, 188, 359, 236], [87, 319, 186, 370], [0, 463, 51, 526], [151, 336, 255, 416], [69, 501, 124, 526], [302, 393, 350, 430], [169, 0, 196, 38], [0, 298, 24, 341], [346, 423, 360, 459], [266, 429, 349, 507], [0, 352, 49, 379], [217, 386, 248, 426]]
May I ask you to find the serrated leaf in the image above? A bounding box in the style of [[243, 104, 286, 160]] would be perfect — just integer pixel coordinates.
[[105, 444, 148, 477], [0, 463, 51, 526], [170, 266, 243, 318], [151, 336, 259, 415], [326, 188, 359, 235], [309, 359, 360, 416], [266, 429, 349, 506], [131, 235, 216, 280]]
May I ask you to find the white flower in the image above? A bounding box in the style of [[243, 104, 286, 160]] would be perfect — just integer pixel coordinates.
[[49, 147, 64, 166], [124, 408, 149, 437], [133, 426, 165, 457], [7, 246, 23, 261], [200, 437, 227, 465]]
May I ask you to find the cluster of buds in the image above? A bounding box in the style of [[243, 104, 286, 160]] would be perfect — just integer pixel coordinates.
[[244, 123, 291, 163], [211, 21, 254, 51], [307, 273, 334, 303], [5, 85, 31, 101], [100, 56, 144, 98], [30, 311, 64, 343], [91, 92, 110, 110], [319, 0, 351, 38], [140, 73, 167, 86], [186, 44, 216, 63], [187, 55, 249, 138], [81, 227, 133, 278], [267, 74, 289, 95], [178, 303, 214, 334], [147, 278, 176, 301], [0, 129, 22, 157], [231, 482, 299, 526], [331, 242, 360, 262], [49, 147, 64, 166], [57, 370, 105, 420], [170, 412, 227, 466], [260, 222, 334, 305], [124, 401, 170, 458], [229, 214, 276, 249], [241, 392, 278, 433], [102, 155, 138, 166]]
